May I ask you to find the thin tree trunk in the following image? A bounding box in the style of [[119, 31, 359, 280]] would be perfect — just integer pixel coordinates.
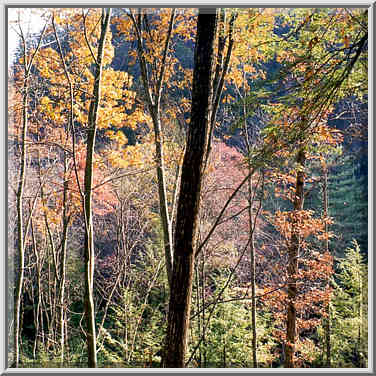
[[59, 165, 70, 366], [82, 8, 111, 368], [285, 148, 306, 368], [357, 258, 362, 367], [163, 9, 217, 368], [38, 156, 59, 355], [13, 20, 47, 367], [223, 330, 226, 367], [194, 261, 201, 366], [129, 9, 176, 287], [201, 251, 207, 367], [241, 80, 259, 368], [14, 81, 28, 367], [248, 175, 258, 368], [152, 109, 174, 287], [204, 10, 236, 169], [30, 218, 42, 359], [322, 165, 331, 367], [51, 16, 74, 365]]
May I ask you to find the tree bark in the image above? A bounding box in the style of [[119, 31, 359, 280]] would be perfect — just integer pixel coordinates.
[[82, 8, 111, 368], [285, 148, 306, 368], [163, 9, 217, 368]]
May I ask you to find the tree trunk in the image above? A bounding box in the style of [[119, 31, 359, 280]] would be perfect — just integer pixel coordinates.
[[13, 22, 47, 367], [163, 9, 217, 368], [14, 79, 28, 367], [322, 165, 331, 367], [243, 97, 258, 369], [30, 217, 43, 360], [82, 8, 111, 368], [59, 157, 69, 366], [285, 148, 306, 368], [151, 109, 174, 287], [357, 258, 363, 367], [249, 176, 258, 368], [51, 17, 73, 365], [129, 9, 176, 287]]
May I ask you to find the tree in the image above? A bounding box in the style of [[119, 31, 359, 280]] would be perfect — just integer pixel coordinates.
[[163, 9, 217, 367], [51, 14, 74, 365], [284, 148, 305, 368], [321, 161, 332, 367], [126, 8, 177, 287], [253, 8, 367, 367], [81, 8, 112, 368], [19, 7, 138, 366], [11, 13, 48, 367], [327, 240, 368, 367], [328, 154, 368, 257]]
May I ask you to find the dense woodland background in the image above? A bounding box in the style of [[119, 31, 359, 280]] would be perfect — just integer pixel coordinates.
[[8, 7, 368, 368]]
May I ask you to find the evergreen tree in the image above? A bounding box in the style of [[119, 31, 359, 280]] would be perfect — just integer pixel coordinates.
[[326, 240, 368, 367], [328, 155, 367, 258]]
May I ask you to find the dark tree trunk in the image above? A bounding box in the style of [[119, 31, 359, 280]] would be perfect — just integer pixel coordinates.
[[285, 148, 306, 368], [163, 9, 217, 368]]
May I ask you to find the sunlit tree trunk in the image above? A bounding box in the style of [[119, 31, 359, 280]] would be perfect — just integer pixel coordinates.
[[82, 8, 111, 368], [14, 76, 28, 367], [163, 9, 217, 368]]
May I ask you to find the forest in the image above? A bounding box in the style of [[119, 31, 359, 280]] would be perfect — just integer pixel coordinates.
[[7, 7, 368, 368]]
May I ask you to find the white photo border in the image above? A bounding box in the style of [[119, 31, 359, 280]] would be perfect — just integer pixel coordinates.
[[1, 1, 374, 375]]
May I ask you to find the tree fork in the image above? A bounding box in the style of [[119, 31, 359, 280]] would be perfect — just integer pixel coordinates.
[[129, 8, 176, 287]]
